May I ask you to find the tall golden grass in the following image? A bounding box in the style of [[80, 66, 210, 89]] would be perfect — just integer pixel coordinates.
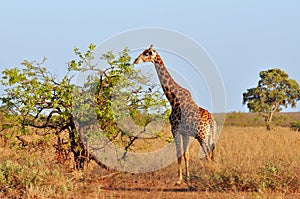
[[188, 126, 300, 193], [1, 125, 300, 198]]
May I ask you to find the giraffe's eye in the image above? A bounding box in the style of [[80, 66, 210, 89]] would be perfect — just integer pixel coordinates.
[[144, 51, 152, 56]]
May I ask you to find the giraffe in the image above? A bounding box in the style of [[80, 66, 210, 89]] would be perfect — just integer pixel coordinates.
[[133, 45, 216, 185]]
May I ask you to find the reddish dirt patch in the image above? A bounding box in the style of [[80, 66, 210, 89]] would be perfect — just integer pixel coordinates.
[[76, 162, 299, 199]]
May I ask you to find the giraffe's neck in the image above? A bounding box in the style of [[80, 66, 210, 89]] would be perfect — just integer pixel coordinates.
[[153, 55, 181, 104]]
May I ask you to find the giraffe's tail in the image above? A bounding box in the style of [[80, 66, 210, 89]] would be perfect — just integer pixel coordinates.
[[209, 118, 217, 152]]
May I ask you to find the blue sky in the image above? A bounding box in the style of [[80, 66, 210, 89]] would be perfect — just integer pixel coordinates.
[[0, 0, 299, 112]]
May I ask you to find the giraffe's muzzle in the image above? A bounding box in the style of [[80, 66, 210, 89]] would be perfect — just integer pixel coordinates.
[[133, 57, 141, 64]]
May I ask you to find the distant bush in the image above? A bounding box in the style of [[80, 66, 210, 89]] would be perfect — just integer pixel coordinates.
[[222, 112, 300, 128], [290, 120, 300, 131], [222, 112, 265, 127]]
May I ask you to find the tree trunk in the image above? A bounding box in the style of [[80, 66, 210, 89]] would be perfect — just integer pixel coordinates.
[[68, 115, 90, 170], [266, 119, 271, 131], [265, 104, 277, 131]]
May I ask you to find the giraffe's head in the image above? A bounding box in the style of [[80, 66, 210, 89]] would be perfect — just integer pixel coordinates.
[[133, 45, 158, 64]]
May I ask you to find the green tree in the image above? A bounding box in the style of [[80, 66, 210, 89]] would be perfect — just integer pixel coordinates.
[[0, 51, 91, 169], [243, 68, 300, 130], [1, 44, 169, 169], [74, 47, 169, 151]]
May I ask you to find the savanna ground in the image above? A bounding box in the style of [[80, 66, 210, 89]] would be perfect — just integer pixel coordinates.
[[1, 113, 300, 198]]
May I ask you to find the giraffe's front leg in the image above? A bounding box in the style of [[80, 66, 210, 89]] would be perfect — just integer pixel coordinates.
[[176, 155, 183, 185], [174, 133, 183, 185], [182, 135, 190, 183], [183, 151, 190, 182]]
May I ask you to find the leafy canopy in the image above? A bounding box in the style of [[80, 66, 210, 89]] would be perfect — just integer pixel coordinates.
[[75, 47, 170, 144], [0, 44, 170, 159], [243, 68, 300, 129], [243, 68, 300, 113]]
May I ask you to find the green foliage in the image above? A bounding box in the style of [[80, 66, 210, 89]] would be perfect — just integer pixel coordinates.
[[73, 47, 169, 150], [0, 46, 93, 169], [243, 68, 300, 130], [1, 58, 73, 129], [1, 44, 170, 169]]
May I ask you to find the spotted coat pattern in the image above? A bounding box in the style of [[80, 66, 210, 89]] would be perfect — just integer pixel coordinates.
[[134, 45, 216, 185]]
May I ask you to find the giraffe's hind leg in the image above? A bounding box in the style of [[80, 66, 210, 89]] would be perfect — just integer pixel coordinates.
[[196, 135, 212, 161], [207, 119, 217, 161], [207, 133, 215, 161], [196, 123, 215, 161]]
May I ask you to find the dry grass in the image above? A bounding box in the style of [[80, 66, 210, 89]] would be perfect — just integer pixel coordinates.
[[188, 127, 300, 193], [1, 126, 300, 198], [91, 126, 300, 198]]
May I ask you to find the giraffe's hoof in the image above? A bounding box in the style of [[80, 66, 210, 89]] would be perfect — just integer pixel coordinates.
[[189, 185, 198, 191], [175, 180, 183, 185]]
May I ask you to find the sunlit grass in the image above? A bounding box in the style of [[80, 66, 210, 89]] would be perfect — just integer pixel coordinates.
[[188, 127, 300, 193], [1, 125, 300, 198]]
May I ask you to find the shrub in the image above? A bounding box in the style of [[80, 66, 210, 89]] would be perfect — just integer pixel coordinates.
[[0, 160, 47, 196], [290, 120, 300, 131]]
